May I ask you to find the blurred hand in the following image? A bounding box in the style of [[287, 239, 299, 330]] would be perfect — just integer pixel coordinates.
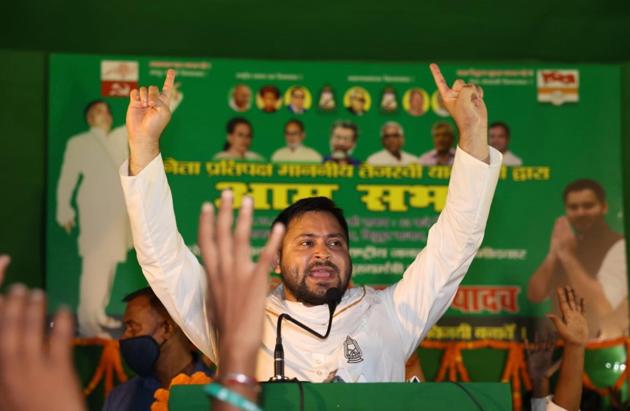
[[197, 192, 284, 374], [0, 255, 85, 411], [525, 331, 556, 382], [551, 217, 577, 255]]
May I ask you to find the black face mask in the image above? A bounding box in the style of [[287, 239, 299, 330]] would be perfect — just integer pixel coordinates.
[[119, 335, 161, 377]]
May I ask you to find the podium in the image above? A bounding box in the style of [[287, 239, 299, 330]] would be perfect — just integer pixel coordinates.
[[169, 382, 511, 410]]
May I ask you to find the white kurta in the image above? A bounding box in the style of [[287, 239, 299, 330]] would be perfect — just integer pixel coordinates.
[[57, 126, 131, 261], [366, 149, 418, 166], [120, 146, 502, 382], [271, 145, 323, 163]]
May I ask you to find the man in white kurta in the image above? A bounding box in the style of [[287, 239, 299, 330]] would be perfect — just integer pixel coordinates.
[[366, 121, 418, 166], [120, 66, 501, 382], [57, 101, 131, 337], [57, 93, 183, 338]]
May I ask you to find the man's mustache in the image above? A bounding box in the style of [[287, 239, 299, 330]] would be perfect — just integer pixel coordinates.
[[306, 260, 340, 275]]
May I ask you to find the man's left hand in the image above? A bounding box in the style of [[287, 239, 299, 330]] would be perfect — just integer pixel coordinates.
[[430, 64, 489, 162]]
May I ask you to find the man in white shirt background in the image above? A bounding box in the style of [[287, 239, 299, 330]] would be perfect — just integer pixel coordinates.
[[488, 121, 523, 166], [271, 119, 322, 163], [417, 121, 457, 166], [366, 121, 418, 166], [56, 100, 132, 338]]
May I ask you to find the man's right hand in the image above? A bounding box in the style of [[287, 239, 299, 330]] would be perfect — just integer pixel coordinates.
[[62, 220, 75, 234], [127, 69, 176, 176]]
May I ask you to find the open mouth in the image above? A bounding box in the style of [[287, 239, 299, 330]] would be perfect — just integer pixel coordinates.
[[307, 263, 338, 281]]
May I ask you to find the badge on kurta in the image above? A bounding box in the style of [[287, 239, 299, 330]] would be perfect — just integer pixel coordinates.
[[344, 335, 364, 363]]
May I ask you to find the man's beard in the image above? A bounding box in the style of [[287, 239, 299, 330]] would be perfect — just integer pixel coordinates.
[[281, 260, 352, 306]]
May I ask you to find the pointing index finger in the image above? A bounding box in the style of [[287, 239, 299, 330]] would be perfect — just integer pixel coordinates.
[[430, 63, 451, 98], [161, 69, 176, 100]]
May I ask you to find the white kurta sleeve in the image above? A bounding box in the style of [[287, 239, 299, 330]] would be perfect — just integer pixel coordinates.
[[597, 239, 628, 309], [383, 146, 502, 358], [120, 154, 217, 361], [532, 396, 569, 411], [56, 137, 81, 225]]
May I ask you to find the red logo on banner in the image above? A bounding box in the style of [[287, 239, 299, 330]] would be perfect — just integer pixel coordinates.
[[537, 69, 579, 105], [101, 61, 139, 97], [541, 71, 577, 85]]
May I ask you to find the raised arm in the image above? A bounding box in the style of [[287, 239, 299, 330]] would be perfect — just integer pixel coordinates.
[[386, 65, 501, 357], [548, 287, 588, 411], [120, 70, 216, 360]]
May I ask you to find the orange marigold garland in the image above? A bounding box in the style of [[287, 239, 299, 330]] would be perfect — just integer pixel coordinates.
[[150, 371, 213, 411]]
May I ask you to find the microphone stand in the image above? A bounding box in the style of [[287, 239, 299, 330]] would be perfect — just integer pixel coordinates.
[[269, 288, 341, 382]]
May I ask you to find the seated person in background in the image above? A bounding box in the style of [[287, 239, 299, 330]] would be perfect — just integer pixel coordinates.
[[366, 121, 418, 166], [323, 120, 361, 166], [527, 287, 588, 411], [418, 122, 456, 166], [271, 119, 322, 163], [103, 287, 213, 411], [213, 117, 264, 161], [488, 121, 522, 166]]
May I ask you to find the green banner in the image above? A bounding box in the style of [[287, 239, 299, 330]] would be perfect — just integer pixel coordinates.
[[47, 54, 626, 342]]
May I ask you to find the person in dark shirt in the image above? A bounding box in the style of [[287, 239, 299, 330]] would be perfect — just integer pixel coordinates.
[[103, 287, 213, 411]]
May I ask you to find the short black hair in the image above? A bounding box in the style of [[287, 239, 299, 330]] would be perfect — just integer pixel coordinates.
[[563, 179, 606, 203], [226, 117, 252, 135], [83, 100, 111, 122], [123, 287, 170, 319], [331, 120, 358, 141], [285, 119, 304, 133], [259, 85, 280, 99], [489, 121, 511, 137], [224, 117, 253, 150], [272, 197, 350, 244]]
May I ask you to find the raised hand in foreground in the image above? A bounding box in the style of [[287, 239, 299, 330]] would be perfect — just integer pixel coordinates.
[[0, 255, 85, 411], [548, 287, 588, 411], [198, 193, 285, 410]]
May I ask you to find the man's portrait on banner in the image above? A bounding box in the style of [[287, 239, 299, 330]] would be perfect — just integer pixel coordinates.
[[228, 84, 252, 112], [284, 86, 312, 115]]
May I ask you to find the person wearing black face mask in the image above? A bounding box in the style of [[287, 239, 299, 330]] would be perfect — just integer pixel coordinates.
[[103, 287, 213, 411]]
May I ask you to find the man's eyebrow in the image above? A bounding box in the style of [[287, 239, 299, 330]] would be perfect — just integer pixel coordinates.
[[294, 233, 345, 239]]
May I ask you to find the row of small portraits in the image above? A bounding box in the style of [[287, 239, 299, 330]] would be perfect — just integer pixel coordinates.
[[229, 84, 450, 117]]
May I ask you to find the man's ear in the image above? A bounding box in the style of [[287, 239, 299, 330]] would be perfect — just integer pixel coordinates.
[[162, 319, 176, 339]]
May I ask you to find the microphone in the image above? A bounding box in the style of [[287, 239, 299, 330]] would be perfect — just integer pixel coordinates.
[[270, 288, 342, 381]]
